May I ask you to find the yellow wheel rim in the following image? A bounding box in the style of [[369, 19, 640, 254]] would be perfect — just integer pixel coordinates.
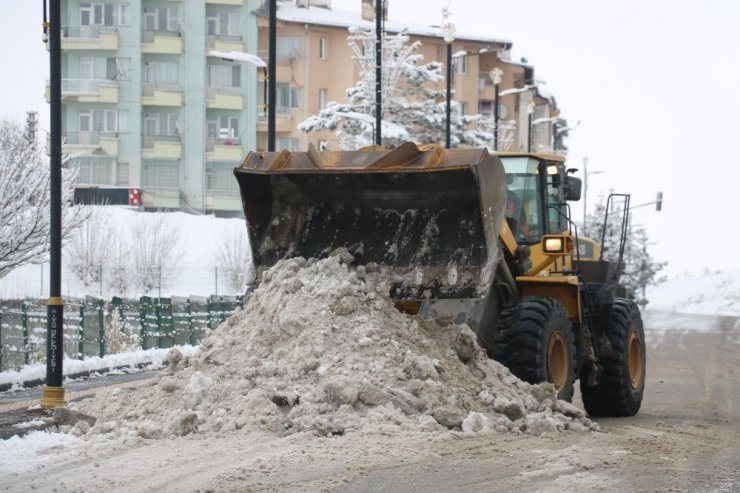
[[547, 331, 569, 392], [627, 327, 644, 390]]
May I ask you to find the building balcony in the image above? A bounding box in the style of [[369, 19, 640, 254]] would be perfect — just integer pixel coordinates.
[[46, 79, 119, 104], [142, 135, 182, 159], [141, 30, 183, 54], [257, 109, 295, 133], [204, 193, 242, 212], [142, 84, 183, 107], [61, 26, 118, 51], [207, 34, 244, 53], [206, 138, 243, 161], [141, 190, 181, 209], [48, 132, 119, 156], [206, 0, 243, 5], [206, 87, 243, 110]]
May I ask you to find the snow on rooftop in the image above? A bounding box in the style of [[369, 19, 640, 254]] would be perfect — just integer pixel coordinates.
[[275, 0, 512, 46]]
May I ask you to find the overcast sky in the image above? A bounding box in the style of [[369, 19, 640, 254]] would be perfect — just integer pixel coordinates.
[[2, 1, 739, 277]]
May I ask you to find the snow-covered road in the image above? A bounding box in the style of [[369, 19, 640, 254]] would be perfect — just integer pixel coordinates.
[[1, 311, 738, 492]]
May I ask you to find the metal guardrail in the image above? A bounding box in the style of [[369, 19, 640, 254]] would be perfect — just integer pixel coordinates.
[[0, 294, 243, 372]]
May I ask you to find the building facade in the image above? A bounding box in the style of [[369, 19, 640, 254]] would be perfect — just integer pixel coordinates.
[[53, 0, 567, 214], [55, 0, 260, 214]]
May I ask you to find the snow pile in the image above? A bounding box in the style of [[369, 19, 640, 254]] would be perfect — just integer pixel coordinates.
[[71, 250, 596, 439]]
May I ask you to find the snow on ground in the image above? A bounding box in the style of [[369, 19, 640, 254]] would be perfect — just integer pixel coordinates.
[[0, 206, 250, 299], [0, 346, 200, 390], [646, 269, 740, 317]]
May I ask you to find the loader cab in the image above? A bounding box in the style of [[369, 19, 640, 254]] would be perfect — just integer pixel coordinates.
[[499, 154, 577, 244]]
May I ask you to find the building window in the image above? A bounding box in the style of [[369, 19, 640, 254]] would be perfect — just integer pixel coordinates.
[[142, 159, 180, 189], [206, 162, 240, 195], [207, 64, 240, 89], [78, 109, 127, 133], [80, 3, 129, 26], [144, 61, 179, 86], [206, 11, 240, 36], [276, 36, 302, 59], [207, 116, 240, 140], [76, 155, 115, 185], [276, 138, 299, 151], [144, 112, 179, 137], [453, 55, 467, 76], [143, 7, 178, 32], [276, 82, 299, 114], [258, 82, 300, 116], [79, 57, 130, 80], [318, 88, 327, 110], [319, 37, 327, 60], [116, 161, 129, 186]]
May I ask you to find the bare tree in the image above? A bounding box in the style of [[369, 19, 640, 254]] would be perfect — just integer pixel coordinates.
[[0, 118, 86, 279], [212, 223, 252, 294], [108, 240, 132, 297], [64, 207, 110, 291], [130, 214, 181, 295]]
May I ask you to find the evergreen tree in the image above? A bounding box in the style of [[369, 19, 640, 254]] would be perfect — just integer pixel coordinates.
[[584, 198, 666, 308], [299, 27, 491, 149]]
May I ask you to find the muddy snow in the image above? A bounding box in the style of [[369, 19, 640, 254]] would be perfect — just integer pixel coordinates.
[[68, 250, 595, 440]]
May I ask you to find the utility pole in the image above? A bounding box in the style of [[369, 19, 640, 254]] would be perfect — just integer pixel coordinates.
[[374, 0, 382, 146], [267, 0, 276, 151], [582, 156, 589, 235], [41, 0, 66, 409]]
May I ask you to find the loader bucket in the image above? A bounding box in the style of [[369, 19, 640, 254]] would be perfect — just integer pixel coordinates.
[[234, 142, 507, 299]]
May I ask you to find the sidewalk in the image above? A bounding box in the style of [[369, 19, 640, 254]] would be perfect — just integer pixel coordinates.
[[0, 370, 155, 440]]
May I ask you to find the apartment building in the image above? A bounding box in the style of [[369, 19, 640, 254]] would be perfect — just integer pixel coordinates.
[[53, 0, 567, 214], [55, 0, 260, 214], [263, 0, 569, 155]]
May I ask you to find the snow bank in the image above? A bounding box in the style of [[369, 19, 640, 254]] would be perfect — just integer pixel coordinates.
[[70, 250, 596, 440]]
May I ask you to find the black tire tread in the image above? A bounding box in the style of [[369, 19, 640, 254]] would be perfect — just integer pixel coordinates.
[[581, 298, 645, 417], [492, 297, 576, 401]]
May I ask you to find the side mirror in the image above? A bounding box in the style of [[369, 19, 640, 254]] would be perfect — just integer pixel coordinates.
[[565, 176, 582, 201]]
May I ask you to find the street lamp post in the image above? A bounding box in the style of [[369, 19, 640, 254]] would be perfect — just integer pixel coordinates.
[[375, 0, 382, 146], [268, 0, 276, 151], [527, 102, 534, 152], [443, 22, 455, 149], [41, 0, 65, 409], [490, 67, 503, 151], [582, 156, 605, 235]]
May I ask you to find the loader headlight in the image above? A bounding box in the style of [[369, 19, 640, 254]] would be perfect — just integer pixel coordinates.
[[544, 237, 564, 253], [542, 235, 573, 255]]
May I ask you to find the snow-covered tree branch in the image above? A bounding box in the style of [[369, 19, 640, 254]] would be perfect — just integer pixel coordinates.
[[212, 223, 252, 294], [130, 215, 181, 295], [0, 118, 86, 279], [64, 207, 111, 291], [299, 28, 492, 150]]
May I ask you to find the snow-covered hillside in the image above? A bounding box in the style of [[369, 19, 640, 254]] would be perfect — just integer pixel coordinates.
[[646, 270, 740, 317]]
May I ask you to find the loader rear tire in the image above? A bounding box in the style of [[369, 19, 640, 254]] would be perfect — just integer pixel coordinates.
[[580, 299, 646, 417], [492, 297, 576, 402]]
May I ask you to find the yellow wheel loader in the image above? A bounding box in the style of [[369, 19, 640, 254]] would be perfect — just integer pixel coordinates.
[[234, 142, 646, 417]]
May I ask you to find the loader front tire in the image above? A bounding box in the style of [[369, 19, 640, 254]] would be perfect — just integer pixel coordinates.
[[492, 297, 576, 402], [580, 299, 646, 417]]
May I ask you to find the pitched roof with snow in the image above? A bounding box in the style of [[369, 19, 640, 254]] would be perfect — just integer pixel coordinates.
[[274, 1, 512, 47]]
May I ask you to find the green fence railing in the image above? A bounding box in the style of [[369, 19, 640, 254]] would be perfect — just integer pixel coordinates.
[[0, 294, 244, 372]]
